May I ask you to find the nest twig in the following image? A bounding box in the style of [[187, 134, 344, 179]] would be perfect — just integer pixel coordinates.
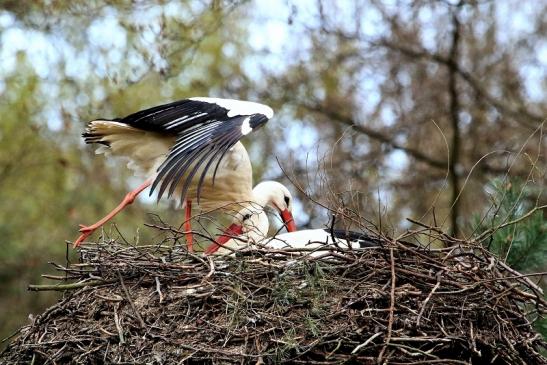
[[1, 230, 546, 364]]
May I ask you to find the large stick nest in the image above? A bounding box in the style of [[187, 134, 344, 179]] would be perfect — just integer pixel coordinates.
[[2, 230, 546, 364]]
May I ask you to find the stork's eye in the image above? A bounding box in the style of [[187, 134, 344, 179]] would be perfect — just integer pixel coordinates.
[[243, 213, 251, 221], [284, 196, 290, 205]]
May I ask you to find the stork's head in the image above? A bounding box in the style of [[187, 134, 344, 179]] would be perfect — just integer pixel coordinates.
[[204, 204, 268, 255], [252, 181, 297, 232], [232, 204, 269, 235]]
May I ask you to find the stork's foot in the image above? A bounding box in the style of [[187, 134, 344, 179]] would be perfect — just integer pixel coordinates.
[[73, 224, 96, 247], [79, 223, 97, 232], [72, 179, 153, 249]]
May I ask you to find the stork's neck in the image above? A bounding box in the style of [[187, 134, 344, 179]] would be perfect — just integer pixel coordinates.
[[247, 210, 270, 243]]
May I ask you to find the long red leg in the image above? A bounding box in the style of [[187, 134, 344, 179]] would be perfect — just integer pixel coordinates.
[[184, 200, 194, 252], [73, 179, 152, 247]]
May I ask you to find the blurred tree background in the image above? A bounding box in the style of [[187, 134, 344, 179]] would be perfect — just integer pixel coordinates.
[[0, 0, 545, 344]]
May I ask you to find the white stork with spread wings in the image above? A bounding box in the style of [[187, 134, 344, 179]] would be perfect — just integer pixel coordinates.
[[75, 97, 296, 249]]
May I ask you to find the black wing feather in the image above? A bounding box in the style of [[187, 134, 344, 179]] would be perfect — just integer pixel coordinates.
[[120, 99, 230, 134], [194, 131, 241, 201], [177, 118, 246, 203], [158, 145, 205, 200], [210, 129, 242, 183], [152, 115, 252, 203], [151, 122, 223, 198], [196, 129, 244, 201], [162, 120, 244, 203]]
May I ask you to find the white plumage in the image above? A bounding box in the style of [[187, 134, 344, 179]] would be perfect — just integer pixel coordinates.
[[89, 120, 175, 178], [190, 97, 274, 119]]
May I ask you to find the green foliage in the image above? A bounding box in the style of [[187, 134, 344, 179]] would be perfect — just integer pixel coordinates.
[[304, 315, 320, 337], [276, 327, 299, 362], [472, 178, 546, 339], [473, 179, 546, 272]]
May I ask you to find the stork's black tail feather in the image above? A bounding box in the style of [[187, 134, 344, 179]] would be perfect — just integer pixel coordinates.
[[325, 229, 383, 248]]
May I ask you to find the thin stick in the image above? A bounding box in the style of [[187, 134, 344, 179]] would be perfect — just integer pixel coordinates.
[[378, 247, 396, 363], [417, 272, 442, 327], [113, 304, 125, 345], [28, 279, 117, 291], [352, 332, 382, 354], [475, 204, 547, 242], [117, 272, 146, 328], [496, 261, 544, 295], [202, 256, 216, 282], [155, 277, 164, 304]]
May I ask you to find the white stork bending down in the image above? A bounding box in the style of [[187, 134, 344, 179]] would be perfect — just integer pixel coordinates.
[[204, 207, 380, 256], [75, 97, 297, 249]]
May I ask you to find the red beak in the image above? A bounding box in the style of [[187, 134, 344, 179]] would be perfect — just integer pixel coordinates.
[[280, 208, 297, 232], [204, 223, 243, 255]]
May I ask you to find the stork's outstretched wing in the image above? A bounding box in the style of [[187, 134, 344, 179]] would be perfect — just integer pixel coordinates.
[[113, 98, 273, 202]]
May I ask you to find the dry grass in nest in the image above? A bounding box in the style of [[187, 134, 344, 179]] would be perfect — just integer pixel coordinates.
[[1, 228, 546, 364]]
